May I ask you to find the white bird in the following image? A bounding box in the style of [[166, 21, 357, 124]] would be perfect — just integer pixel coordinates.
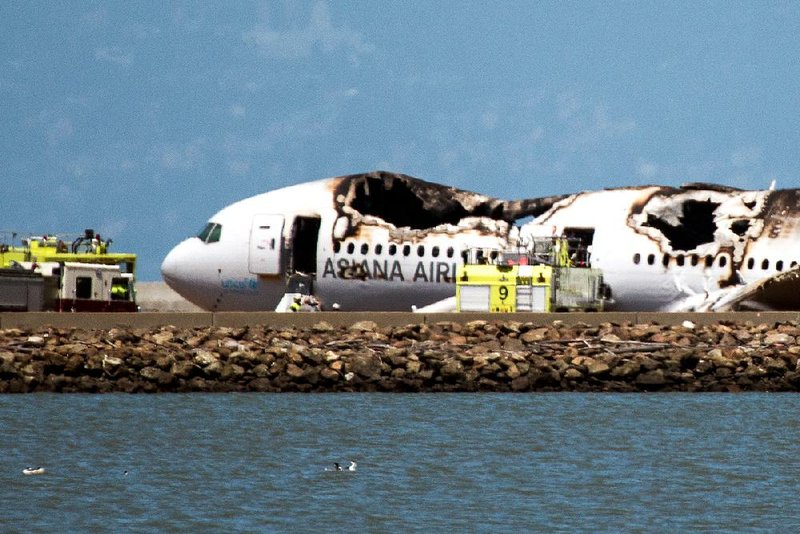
[[23, 466, 45, 475], [347, 461, 357, 471]]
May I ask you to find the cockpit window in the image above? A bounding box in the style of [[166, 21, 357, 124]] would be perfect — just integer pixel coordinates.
[[197, 222, 222, 244], [207, 224, 221, 243], [198, 223, 213, 241]]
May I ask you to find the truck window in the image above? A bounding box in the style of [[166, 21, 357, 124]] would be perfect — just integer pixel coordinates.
[[111, 277, 130, 300], [75, 277, 92, 299]]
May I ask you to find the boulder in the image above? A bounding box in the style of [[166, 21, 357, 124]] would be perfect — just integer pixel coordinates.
[[193, 350, 219, 367], [564, 368, 583, 380], [349, 321, 378, 332], [347, 354, 382, 380], [440, 360, 465, 381], [587, 361, 611, 377], [285, 363, 305, 379], [764, 333, 795, 345], [636, 369, 666, 387]]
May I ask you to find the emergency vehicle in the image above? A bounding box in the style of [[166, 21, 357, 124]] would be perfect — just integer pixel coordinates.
[[455, 237, 607, 312], [0, 229, 137, 312]]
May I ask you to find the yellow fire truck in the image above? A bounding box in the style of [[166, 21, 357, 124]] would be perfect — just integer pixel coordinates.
[[0, 229, 137, 312], [455, 237, 607, 312]]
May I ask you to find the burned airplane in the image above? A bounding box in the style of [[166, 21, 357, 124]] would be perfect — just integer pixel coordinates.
[[161, 170, 800, 311]]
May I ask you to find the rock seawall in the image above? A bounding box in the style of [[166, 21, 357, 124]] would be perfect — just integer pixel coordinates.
[[3, 319, 800, 393]]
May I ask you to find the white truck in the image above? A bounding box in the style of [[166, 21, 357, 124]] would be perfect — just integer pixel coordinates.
[[0, 261, 136, 312]]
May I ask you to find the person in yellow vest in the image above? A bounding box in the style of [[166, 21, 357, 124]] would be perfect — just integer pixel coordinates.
[[554, 238, 572, 267], [111, 282, 128, 300]]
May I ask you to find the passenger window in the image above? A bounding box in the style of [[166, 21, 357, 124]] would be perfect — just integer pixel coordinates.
[[403, 245, 411, 257], [647, 254, 655, 265], [792, 261, 798, 268], [762, 259, 769, 270], [389, 244, 397, 256], [347, 242, 355, 254], [447, 247, 454, 258], [676, 254, 684, 267], [75, 277, 92, 299], [719, 256, 728, 267], [432, 246, 440, 258], [704, 255, 713, 268], [333, 241, 341, 253], [417, 245, 425, 257], [747, 258, 754, 269], [361, 243, 369, 255], [375, 244, 383, 255], [633, 253, 641, 265], [690, 254, 698, 267], [662, 254, 669, 267], [777, 260, 784, 271]]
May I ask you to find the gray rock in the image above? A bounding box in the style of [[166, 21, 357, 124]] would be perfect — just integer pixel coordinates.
[[764, 333, 795, 345], [193, 350, 219, 367], [347, 354, 382, 380], [636, 369, 666, 386], [349, 321, 378, 332]]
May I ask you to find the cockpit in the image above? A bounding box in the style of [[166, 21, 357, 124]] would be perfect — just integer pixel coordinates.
[[197, 222, 222, 244]]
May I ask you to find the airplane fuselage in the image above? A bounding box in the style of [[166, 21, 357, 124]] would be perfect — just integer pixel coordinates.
[[161, 172, 800, 312]]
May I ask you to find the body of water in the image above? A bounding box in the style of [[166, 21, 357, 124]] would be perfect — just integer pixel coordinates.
[[2, 393, 799, 532]]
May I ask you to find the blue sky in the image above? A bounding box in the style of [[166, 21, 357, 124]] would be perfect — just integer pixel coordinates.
[[2, 1, 799, 280]]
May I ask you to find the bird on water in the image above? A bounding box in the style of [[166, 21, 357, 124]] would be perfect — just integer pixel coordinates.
[[325, 461, 356, 472], [23, 466, 46, 475]]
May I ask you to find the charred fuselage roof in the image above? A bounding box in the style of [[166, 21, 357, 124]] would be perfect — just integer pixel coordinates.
[[330, 171, 568, 233]]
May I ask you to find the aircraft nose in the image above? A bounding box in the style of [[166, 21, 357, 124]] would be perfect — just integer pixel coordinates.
[[161, 239, 207, 304], [160, 244, 184, 288]]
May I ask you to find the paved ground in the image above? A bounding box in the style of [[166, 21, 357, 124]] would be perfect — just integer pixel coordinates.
[[136, 281, 203, 312]]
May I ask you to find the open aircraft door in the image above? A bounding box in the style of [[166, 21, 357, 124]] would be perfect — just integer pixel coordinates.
[[249, 215, 284, 275]]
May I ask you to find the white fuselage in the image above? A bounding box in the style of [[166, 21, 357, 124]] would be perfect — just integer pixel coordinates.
[[161, 176, 800, 311]]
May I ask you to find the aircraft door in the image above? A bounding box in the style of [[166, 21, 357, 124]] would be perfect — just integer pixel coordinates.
[[289, 216, 321, 275], [563, 227, 595, 266], [249, 215, 284, 275]]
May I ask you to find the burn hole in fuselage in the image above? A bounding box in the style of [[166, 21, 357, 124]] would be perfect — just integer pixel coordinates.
[[644, 199, 719, 251], [349, 176, 469, 229], [731, 219, 750, 236], [348, 175, 484, 229]]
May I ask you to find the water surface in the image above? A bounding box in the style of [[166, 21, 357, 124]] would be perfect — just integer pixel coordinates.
[[2, 394, 798, 532]]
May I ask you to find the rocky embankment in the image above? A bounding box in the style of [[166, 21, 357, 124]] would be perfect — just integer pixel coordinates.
[[2, 319, 800, 392]]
